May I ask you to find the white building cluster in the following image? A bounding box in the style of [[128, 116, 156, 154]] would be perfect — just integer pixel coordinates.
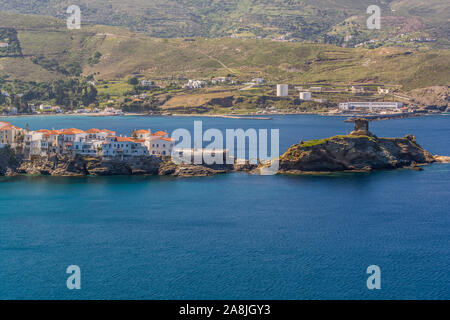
[[1, 121, 174, 158], [183, 79, 207, 89]]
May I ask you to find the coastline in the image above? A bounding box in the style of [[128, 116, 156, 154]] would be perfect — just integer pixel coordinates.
[[2, 111, 441, 121]]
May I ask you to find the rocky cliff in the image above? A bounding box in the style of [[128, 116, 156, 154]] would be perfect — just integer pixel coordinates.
[[0, 148, 21, 176], [0, 152, 234, 177], [271, 134, 436, 174], [258, 118, 444, 174]]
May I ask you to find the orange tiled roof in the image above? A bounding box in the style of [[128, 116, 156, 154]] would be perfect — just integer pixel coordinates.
[[60, 128, 84, 135], [133, 139, 146, 143], [151, 131, 168, 136], [47, 130, 63, 136], [101, 129, 116, 134], [160, 137, 174, 142], [133, 129, 150, 134], [0, 124, 21, 131], [116, 137, 134, 142], [85, 128, 101, 133]]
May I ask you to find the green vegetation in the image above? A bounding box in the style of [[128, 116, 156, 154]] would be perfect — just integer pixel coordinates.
[[300, 135, 376, 147], [0, 78, 98, 111], [88, 51, 102, 66], [0, 28, 22, 57]]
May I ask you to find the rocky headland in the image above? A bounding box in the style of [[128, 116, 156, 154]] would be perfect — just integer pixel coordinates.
[[1, 119, 448, 177], [0, 150, 237, 177], [260, 118, 448, 174]]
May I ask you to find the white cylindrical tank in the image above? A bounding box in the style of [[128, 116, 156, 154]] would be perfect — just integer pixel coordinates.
[[277, 84, 289, 97], [299, 92, 312, 101]]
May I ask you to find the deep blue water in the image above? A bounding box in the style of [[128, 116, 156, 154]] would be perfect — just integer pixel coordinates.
[[0, 115, 449, 299]]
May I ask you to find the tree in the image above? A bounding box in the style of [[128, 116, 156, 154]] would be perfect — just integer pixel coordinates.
[[128, 77, 139, 85]]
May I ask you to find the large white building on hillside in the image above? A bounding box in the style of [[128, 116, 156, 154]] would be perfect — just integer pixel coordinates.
[[339, 102, 403, 112], [277, 84, 289, 97]]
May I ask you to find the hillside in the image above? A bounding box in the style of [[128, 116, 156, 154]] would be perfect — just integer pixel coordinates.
[[0, 0, 448, 46], [0, 12, 449, 91]]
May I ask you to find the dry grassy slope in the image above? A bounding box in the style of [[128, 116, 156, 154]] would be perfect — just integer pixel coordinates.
[[85, 37, 450, 90], [0, 12, 449, 91]]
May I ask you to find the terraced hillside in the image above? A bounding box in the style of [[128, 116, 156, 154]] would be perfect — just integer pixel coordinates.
[[2, 13, 450, 91], [0, 0, 448, 46]]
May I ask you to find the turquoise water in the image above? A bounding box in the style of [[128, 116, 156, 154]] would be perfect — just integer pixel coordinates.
[[0, 115, 449, 299]]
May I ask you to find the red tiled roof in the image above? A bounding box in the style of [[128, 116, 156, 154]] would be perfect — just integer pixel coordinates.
[[151, 131, 168, 136], [47, 130, 62, 136], [116, 137, 134, 142], [101, 129, 116, 134], [0, 124, 22, 131], [133, 129, 150, 134], [60, 128, 84, 135], [160, 137, 174, 142], [85, 128, 101, 133]]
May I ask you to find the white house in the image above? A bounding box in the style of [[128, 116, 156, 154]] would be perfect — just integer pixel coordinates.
[[378, 87, 390, 95], [132, 129, 152, 140], [277, 84, 288, 97], [102, 136, 149, 157], [59, 128, 87, 154], [85, 128, 116, 141], [252, 78, 265, 85], [24, 131, 45, 155], [0, 122, 24, 148], [183, 80, 206, 89], [299, 92, 312, 101], [140, 80, 154, 87], [149, 137, 174, 156], [211, 77, 230, 84], [39, 104, 53, 111], [73, 140, 104, 156]]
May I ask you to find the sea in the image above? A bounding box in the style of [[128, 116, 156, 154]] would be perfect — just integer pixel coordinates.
[[0, 114, 449, 299]]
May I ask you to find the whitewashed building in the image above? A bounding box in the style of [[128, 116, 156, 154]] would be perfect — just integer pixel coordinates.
[[339, 102, 403, 112], [183, 80, 206, 89], [149, 137, 174, 156], [277, 84, 288, 97], [299, 92, 312, 101], [102, 136, 149, 157]]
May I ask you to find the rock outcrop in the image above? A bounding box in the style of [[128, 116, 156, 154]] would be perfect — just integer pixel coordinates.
[[272, 135, 435, 173], [260, 119, 438, 174], [409, 86, 449, 110], [0, 148, 22, 176], [7, 154, 233, 177]]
